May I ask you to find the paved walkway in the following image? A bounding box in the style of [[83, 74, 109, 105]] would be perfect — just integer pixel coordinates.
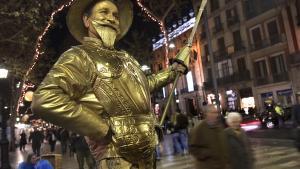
[[6, 135, 300, 169]]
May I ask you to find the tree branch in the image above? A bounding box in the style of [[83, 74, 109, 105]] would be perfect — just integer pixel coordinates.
[[162, 1, 176, 20]]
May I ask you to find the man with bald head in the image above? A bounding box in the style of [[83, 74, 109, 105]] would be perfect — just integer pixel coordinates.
[[189, 105, 231, 169]]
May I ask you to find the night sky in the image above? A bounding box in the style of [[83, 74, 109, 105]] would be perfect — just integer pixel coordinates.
[[45, 0, 193, 55]]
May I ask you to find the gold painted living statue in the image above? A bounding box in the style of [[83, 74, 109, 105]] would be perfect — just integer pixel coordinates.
[[31, 0, 190, 168]]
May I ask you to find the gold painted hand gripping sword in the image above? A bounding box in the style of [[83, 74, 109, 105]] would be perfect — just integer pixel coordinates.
[[159, 0, 208, 126]]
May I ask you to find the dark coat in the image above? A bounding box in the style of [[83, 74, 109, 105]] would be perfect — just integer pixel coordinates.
[[189, 120, 231, 169], [29, 130, 44, 147], [20, 133, 27, 145], [225, 128, 254, 169]]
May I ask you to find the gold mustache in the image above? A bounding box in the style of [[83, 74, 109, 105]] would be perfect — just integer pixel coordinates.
[[91, 20, 120, 32]]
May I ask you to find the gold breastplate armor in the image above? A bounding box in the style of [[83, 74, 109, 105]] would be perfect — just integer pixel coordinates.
[[77, 46, 156, 162]]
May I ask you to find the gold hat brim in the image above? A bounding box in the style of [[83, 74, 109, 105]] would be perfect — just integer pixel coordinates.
[[67, 0, 133, 43]]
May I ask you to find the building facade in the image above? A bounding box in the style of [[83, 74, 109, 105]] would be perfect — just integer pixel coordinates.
[[150, 0, 300, 115], [151, 15, 205, 116], [199, 0, 300, 113]]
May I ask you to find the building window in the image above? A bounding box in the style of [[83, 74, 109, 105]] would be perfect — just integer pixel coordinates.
[[269, 54, 288, 84], [210, 0, 219, 12], [186, 71, 195, 92], [203, 44, 209, 62], [214, 16, 223, 33], [221, 62, 230, 77], [250, 26, 263, 50], [277, 89, 293, 107], [207, 68, 212, 82], [233, 30, 243, 51], [218, 60, 233, 78], [266, 20, 281, 45], [254, 60, 268, 78], [237, 57, 247, 72], [226, 7, 239, 26], [217, 37, 226, 53], [269, 54, 286, 75]]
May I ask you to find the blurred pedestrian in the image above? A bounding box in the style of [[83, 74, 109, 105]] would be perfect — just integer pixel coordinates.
[[29, 128, 44, 156], [292, 104, 300, 151], [189, 104, 231, 169], [69, 132, 77, 157], [19, 130, 27, 151], [172, 110, 189, 155], [225, 112, 254, 169], [74, 135, 95, 169], [18, 153, 38, 169], [274, 103, 285, 128], [47, 130, 57, 153], [59, 128, 69, 155]]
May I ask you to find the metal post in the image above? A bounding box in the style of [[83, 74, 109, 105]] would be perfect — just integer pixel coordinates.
[[203, 9, 221, 112], [0, 97, 11, 169]]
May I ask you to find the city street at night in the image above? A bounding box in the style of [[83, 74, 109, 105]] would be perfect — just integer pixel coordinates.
[[2, 0, 300, 169], [5, 129, 300, 169]]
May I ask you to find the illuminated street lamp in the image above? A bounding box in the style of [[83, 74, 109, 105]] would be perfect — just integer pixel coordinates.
[[0, 69, 8, 79], [0, 68, 11, 169], [169, 42, 175, 49]]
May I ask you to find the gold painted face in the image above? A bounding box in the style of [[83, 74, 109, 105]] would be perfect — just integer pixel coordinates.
[[89, 1, 120, 32], [85, 1, 121, 48]]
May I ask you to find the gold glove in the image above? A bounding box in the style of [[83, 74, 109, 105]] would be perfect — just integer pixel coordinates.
[[170, 45, 191, 74]]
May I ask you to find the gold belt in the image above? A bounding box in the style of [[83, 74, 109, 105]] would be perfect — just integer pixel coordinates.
[[109, 115, 156, 162]]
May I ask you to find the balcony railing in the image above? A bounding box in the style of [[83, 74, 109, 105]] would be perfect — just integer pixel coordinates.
[[203, 70, 251, 89], [244, 0, 277, 20], [213, 50, 230, 62], [250, 34, 285, 52], [200, 32, 206, 40], [227, 16, 240, 27], [227, 42, 246, 57], [212, 24, 224, 35], [255, 76, 271, 86], [255, 72, 289, 86], [272, 72, 289, 83], [288, 52, 300, 65]]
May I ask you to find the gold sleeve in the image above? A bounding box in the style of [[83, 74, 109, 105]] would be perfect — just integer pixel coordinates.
[[31, 49, 108, 140], [147, 67, 177, 93]]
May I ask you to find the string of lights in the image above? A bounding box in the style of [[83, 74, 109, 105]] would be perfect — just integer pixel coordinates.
[[135, 0, 169, 65], [17, 0, 75, 115]]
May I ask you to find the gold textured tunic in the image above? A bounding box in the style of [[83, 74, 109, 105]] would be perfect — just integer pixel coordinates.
[[31, 37, 176, 163]]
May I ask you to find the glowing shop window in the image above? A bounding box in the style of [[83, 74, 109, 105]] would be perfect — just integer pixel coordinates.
[[163, 87, 166, 98], [186, 71, 194, 92]]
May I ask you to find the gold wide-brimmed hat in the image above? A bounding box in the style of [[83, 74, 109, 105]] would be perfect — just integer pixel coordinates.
[[67, 0, 133, 43]]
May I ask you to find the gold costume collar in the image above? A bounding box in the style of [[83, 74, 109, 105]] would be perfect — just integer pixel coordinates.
[[83, 37, 115, 50]]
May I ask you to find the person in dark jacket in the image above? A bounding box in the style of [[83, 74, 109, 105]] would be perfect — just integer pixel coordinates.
[[19, 130, 27, 151], [292, 104, 300, 151], [172, 111, 189, 155], [74, 134, 95, 169], [18, 153, 37, 169], [29, 128, 44, 156], [189, 105, 231, 169], [225, 112, 254, 169], [59, 128, 69, 155], [47, 129, 57, 153]]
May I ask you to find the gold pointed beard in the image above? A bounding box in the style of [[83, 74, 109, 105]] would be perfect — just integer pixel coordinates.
[[92, 20, 118, 48]]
